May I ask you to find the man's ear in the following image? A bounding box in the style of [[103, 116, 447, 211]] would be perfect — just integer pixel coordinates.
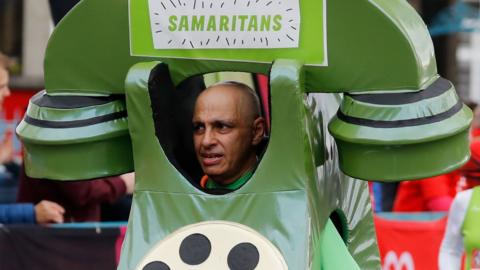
[[252, 117, 266, 146]]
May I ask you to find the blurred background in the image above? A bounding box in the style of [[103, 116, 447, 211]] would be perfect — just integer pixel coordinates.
[[1, 0, 480, 269]]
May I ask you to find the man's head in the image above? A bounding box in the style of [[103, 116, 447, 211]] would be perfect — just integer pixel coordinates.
[[193, 81, 266, 186]]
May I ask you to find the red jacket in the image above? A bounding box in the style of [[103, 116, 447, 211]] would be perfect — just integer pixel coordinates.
[[393, 140, 480, 212], [393, 171, 460, 212], [17, 167, 126, 222]]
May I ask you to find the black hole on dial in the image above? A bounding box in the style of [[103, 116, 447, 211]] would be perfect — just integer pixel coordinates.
[[179, 233, 212, 265], [227, 242, 260, 270], [142, 261, 170, 270]]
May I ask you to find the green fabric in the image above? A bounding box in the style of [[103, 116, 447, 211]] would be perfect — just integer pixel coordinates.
[[341, 86, 459, 122], [205, 170, 254, 190], [463, 187, 480, 270], [16, 92, 133, 180], [329, 78, 472, 181], [329, 106, 472, 145], [43, 0, 436, 94], [26, 99, 126, 122], [316, 220, 361, 270], [117, 60, 380, 269], [23, 0, 470, 182], [333, 128, 470, 181]]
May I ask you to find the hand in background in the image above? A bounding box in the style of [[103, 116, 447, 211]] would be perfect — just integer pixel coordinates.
[[120, 172, 135, 194], [0, 130, 13, 164], [35, 200, 65, 224]]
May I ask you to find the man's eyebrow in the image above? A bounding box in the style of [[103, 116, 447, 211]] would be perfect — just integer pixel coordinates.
[[214, 119, 235, 126]]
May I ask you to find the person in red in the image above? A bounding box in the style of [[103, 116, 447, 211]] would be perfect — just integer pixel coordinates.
[[0, 58, 65, 224], [17, 167, 135, 222], [392, 171, 460, 212], [393, 103, 480, 212], [438, 140, 480, 270], [461, 102, 480, 189], [459, 139, 480, 189], [393, 138, 480, 212]]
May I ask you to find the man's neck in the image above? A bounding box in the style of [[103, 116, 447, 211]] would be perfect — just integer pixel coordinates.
[[206, 170, 254, 190], [212, 154, 258, 185]]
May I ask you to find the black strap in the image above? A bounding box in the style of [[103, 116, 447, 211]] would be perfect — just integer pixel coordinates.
[[31, 91, 123, 109], [345, 78, 451, 105], [24, 111, 127, 129], [336, 100, 463, 128]]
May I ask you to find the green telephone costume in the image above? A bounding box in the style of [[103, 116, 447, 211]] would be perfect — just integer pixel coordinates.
[[16, 0, 472, 269]]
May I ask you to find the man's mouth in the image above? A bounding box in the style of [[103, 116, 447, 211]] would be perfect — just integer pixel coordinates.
[[201, 153, 223, 166]]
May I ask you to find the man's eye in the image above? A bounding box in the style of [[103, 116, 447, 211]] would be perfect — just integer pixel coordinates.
[[193, 124, 205, 133], [217, 123, 232, 131]]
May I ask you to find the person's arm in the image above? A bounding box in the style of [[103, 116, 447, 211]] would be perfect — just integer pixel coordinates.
[[55, 173, 134, 207], [0, 201, 65, 224], [439, 190, 472, 270], [34, 200, 65, 224], [0, 131, 14, 164], [0, 203, 35, 224]]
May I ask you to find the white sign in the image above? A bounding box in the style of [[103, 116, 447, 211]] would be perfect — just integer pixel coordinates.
[[147, 0, 301, 49]]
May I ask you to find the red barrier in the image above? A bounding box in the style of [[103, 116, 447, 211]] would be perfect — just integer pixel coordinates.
[[375, 215, 447, 270], [116, 226, 127, 265], [2, 89, 37, 120], [0, 89, 37, 158], [0, 224, 121, 270]]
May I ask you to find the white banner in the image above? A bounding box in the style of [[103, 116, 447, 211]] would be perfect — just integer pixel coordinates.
[[147, 0, 300, 49]]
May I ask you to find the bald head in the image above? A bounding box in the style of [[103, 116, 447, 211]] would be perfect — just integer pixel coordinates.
[[203, 81, 261, 121], [192, 81, 266, 185]]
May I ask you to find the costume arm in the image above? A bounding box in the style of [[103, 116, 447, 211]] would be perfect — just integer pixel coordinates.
[[320, 219, 361, 270], [439, 189, 472, 270], [0, 203, 35, 224]]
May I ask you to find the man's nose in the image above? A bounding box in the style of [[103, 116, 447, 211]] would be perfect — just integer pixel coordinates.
[[201, 128, 216, 147]]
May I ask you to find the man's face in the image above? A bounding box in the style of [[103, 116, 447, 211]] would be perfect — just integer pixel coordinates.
[[193, 86, 264, 185], [0, 69, 11, 107]]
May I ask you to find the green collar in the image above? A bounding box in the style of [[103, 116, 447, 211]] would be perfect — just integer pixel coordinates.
[[206, 170, 254, 190]]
